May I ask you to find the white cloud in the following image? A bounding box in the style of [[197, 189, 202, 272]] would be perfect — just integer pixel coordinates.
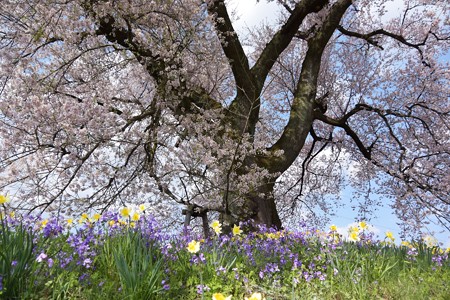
[[226, 0, 281, 35], [338, 221, 380, 235]]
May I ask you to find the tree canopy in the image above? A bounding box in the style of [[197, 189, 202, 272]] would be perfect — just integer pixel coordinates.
[[0, 0, 449, 233]]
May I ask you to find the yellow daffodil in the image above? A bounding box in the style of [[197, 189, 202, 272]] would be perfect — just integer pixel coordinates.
[[212, 293, 232, 300], [9, 211, 15, 218], [211, 220, 222, 235], [139, 204, 146, 211], [120, 207, 131, 218], [132, 212, 140, 221], [359, 221, 367, 230], [349, 231, 360, 242], [67, 218, 73, 226], [432, 248, 440, 255], [0, 194, 10, 204], [41, 219, 49, 228], [385, 231, 395, 241], [108, 220, 115, 227], [232, 224, 242, 236], [401, 241, 411, 248], [423, 235, 438, 248], [349, 226, 359, 233], [332, 234, 341, 243], [330, 224, 337, 231], [187, 240, 200, 254], [129, 222, 136, 228], [92, 213, 101, 221], [266, 232, 280, 239], [245, 292, 264, 300]]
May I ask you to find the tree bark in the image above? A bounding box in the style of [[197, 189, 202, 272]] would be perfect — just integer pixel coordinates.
[[250, 180, 283, 229], [220, 177, 282, 231]]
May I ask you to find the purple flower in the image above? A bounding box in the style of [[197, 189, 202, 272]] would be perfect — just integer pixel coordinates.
[[47, 258, 54, 268], [303, 272, 312, 282], [196, 284, 210, 294], [432, 253, 448, 267], [42, 218, 64, 238], [83, 258, 92, 268], [407, 248, 418, 261], [36, 252, 47, 262], [265, 262, 280, 274], [161, 280, 170, 290], [79, 273, 89, 282], [216, 266, 227, 275], [60, 255, 73, 269]]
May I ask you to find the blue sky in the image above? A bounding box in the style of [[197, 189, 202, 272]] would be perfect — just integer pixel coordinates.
[[328, 188, 450, 248]]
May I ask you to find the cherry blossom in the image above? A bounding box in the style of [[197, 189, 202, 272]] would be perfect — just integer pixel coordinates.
[[0, 0, 448, 233]]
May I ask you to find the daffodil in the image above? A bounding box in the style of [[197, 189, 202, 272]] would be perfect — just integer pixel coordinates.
[[266, 233, 278, 239], [348, 231, 360, 242], [212, 293, 232, 300], [187, 240, 200, 254], [132, 212, 140, 221], [108, 220, 116, 227], [41, 219, 49, 228], [139, 204, 146, 211], [401, 241, 411, 247], [349, 226, 359, 233], [211, 220, 222, 235], [92, 213, 101, 221], [359, 221, 367, 230], [385, 231, 395, 241], [120, 207, 131, 218], [423, 235, 438, 248], [232, 224, 242, 236], [0, 194, 10, 204], [245, 292, 264, 300], [67, 218, 73, 226], [330, 224, 337, 231]]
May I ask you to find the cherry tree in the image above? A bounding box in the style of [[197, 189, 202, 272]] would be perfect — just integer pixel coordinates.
[[0, 0, 448, 232]]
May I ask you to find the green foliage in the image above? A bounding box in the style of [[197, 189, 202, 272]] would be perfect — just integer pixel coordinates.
[[0, 217, 38, 299], [1, 210, 449, 299], [98, 228, 164, 299]]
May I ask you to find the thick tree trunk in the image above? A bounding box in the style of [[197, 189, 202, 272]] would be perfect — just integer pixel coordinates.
[[248, 181, 282, 229], [220, 176, 282, 231]]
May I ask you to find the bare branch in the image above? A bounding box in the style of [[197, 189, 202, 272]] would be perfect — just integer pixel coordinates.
[[264, 0, 353, 173], [337, 25, 442, 65], [207, 0, 251, 91], [251, 0, 329, 89]]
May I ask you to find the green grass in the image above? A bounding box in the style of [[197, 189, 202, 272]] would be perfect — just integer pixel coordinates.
[[0, 206, 449, 299]]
